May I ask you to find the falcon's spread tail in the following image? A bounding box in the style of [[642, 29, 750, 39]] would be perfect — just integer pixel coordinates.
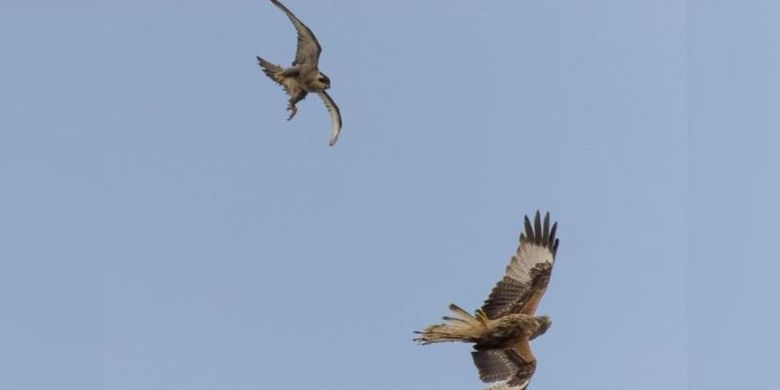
[[414, 304, 486, 345], [256, 56, 284, 84]]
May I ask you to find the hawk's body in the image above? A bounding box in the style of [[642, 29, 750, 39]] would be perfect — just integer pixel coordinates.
[[257, 0, 342, 146], [415, 212, 559, 390]]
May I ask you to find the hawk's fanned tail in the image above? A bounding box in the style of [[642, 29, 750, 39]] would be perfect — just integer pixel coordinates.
[[413, 304, 484, 345]]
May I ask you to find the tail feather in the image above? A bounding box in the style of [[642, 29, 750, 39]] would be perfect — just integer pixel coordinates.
[[448, 303, 474, 320], [414, 304, 485, 345], [256, 56, 284, 83]]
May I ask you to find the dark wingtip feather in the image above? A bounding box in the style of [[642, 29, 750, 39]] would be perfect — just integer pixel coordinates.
[[523, 215, 533, 242], [521, 211, 560, 257], [533, 211, 542, 244]]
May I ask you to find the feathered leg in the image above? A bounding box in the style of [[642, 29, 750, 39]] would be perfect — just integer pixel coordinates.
[[256, 56, 308, 121], [286, 90, 307, 121]]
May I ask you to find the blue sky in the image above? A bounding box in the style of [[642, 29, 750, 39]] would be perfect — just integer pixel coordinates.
[[0, 1, 777, 389]]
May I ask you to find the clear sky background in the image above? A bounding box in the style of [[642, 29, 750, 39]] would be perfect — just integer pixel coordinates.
[[0, 1, 777, 389]]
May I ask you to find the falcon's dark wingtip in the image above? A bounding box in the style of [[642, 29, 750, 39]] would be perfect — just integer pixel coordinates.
[[521, 211, 559, 257]]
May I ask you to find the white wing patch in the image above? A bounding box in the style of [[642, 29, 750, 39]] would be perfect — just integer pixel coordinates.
[[506, 243, 555, 286], [317, 91, 342, 146], [484, 380, 530, 390]]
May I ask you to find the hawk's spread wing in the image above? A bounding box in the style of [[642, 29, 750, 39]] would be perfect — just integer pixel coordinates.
[[269, 0, 322, 66], [317, 91, 342, 146], [472, 339, 536, 389], [481, 212, 559, 319]]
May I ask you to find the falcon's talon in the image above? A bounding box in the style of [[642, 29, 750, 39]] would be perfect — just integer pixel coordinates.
[[256, 0, 342, 145], [286, 105, 298, 120]]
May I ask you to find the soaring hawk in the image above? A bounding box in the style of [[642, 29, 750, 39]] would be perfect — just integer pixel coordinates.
[[256, 0, 342, 146], [415, 211, 560, 390]]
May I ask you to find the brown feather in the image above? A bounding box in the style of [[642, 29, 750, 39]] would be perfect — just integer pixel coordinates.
[[507, 339, 536, 387], [472, 350, 516, 383], [471, 341, 536, 388], [519, 272, 550, 315], [481, 212, 558, 319]]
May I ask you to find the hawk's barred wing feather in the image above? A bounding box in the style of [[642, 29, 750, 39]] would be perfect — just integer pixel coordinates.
[[269, 0, 322, 66], [472, 350, 519, 383], [472, 341, 536, 389], [481, 211, 558, 319]]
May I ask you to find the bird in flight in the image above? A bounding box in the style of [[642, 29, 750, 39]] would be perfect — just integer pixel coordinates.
[[415, 211, 560, 390], [256, 0, 342, 146]]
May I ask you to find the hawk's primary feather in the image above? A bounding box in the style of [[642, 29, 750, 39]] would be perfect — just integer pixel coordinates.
[[481, 211, 558, 319]]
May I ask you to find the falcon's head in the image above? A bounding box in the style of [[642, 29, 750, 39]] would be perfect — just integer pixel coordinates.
[[314, 72, 331, 90]]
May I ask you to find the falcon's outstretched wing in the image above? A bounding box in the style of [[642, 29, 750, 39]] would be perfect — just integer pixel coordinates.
[[317, 91, 342, 146], [481, 211, 559, 319], [269, 0, 322, 66], [472, 339, 536, 390]]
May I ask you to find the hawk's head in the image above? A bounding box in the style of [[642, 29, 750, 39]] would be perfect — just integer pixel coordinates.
[[531, 315, 551, 340]]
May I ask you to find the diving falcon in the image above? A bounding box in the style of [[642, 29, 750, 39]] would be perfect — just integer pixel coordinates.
[[256, 0, 342, 146]]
